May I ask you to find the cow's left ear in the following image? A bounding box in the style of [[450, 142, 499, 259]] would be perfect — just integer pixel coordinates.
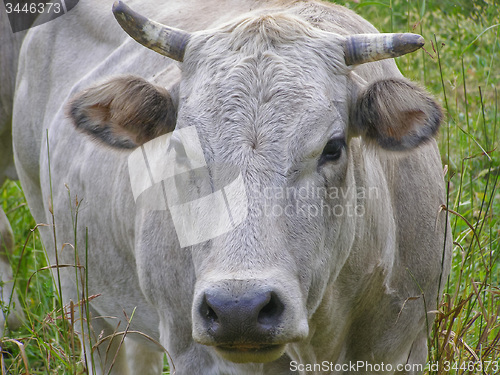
[[68, 75, 176, 149], [350, 78, 442, 150]]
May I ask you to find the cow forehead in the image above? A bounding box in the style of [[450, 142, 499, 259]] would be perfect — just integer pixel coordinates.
[[181, 12, 348, 93], [178, 56, 347, 173], [177, 13, 349, 168]]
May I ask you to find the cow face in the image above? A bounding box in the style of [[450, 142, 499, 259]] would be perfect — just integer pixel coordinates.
[[177, 16, 352, 363], [69, 3, 441, 364]]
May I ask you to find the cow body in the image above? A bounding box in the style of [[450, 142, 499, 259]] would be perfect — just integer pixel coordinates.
[[10, 0, 451, 374]]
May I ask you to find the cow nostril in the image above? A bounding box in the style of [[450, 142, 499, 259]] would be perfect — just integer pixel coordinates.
[[258, 292, 284, 326], [199, 289, 285, 341], [202, 295, 219, 323]]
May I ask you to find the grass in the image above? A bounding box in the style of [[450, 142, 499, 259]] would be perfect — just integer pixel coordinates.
[[0, 180, 82, 374], [1, 0, 499, 374]]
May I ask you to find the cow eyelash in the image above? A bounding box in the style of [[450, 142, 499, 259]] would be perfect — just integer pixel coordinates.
[[319, 138, 346, 164]]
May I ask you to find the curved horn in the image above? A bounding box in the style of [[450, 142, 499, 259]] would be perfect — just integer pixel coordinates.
[[344, 33, 424, 66], [112, 1, 191, 62]]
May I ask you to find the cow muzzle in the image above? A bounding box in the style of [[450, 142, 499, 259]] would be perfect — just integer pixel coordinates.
[[192, 279, 308, 363]]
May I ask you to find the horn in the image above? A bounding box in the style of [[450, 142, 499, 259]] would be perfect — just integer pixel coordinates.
[[112, 1, 191, 62], [344, 33, 424, 66]]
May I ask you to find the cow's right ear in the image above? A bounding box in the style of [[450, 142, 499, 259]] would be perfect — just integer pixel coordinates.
[[68, 75, 176, 149], [349, 77, 442, 151]]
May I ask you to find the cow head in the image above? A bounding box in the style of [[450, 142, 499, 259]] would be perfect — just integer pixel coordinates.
[[68, 1, 442, 364]]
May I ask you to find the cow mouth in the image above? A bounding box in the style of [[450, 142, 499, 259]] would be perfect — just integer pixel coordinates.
[[214, 343, 286, 363]]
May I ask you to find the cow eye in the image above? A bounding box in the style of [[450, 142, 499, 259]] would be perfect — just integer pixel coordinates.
[[320, 139, 345, 164]]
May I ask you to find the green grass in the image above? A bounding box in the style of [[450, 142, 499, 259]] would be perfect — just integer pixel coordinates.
[[1, 0, 499, 374], [1, 181, 170, 374], [0, 180, 84, 374]]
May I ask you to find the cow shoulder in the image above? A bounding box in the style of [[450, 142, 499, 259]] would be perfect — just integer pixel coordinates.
[[68, 75, 176, 148], [350, 77, 442, 150]]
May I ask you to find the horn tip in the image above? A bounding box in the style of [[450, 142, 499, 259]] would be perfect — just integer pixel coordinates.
[[396, 33, 425, 54], [112, 1, 127, 14], [417, 35, 425, 47], [411, 33, 425, 47], [404, 33, 425, 47]]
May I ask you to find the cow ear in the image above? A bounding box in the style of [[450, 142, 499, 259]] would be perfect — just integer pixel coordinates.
[[68, 75, 176, 149], [350, 78, 442, 150]]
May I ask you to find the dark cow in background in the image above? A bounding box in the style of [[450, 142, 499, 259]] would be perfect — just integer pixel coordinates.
[[8, 0, 451, 373]]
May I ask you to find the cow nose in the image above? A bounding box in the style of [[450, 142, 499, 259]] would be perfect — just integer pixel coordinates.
[[199, 289, 284, 342]]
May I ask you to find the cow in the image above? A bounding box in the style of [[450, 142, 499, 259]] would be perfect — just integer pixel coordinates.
[[0, 7, 26, 338], [0, 208, 24, 338], [9, 0, 451, 373]]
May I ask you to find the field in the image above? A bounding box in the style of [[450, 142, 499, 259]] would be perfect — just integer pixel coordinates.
[[1, 0, 499, 374]]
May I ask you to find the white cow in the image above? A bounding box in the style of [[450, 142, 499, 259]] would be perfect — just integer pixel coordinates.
[[10, 0, 451, 374], [0, 6, 25, 339]]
